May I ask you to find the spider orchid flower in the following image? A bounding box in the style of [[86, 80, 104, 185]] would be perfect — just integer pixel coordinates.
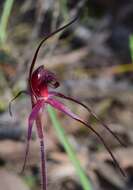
[[9, 17, 126, 190]]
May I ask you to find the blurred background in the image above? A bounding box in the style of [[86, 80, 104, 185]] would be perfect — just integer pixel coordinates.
[[0, 0, 133, 190]]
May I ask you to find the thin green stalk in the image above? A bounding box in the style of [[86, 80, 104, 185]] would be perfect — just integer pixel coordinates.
[[129, 35, 133, 62], [47, 105, 92, 190], [59, 0, 69, 21], [0, 0, 14, 43]]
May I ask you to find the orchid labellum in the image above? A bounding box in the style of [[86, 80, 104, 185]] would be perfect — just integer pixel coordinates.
[[9, 17, 126, 190]]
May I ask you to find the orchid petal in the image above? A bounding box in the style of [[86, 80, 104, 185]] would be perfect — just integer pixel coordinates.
[[29, 16, 78, 80], [46, 98, 126, 177], [21, 99, 45, 173], [49, 91, 126, 147], [9, 90, 29, 116]]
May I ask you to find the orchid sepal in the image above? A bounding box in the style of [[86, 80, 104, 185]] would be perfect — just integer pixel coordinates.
[[46, 98, 126, 177], [49, 91, 126, 147], [21, 99, 45, 173]]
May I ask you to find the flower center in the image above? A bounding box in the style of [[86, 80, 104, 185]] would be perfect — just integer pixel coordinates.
[[31, 66, 48, 98], [30, 65, 59, 98]]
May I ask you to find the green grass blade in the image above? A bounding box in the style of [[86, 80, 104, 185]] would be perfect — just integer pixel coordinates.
[[47, 105, 93, 190], [0, 0, 14, 43], [59, 0, 69, 21], [129, 35, 133, 62]]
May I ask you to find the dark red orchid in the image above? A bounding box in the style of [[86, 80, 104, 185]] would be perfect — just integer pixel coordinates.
[[9, 17, 126, 190]]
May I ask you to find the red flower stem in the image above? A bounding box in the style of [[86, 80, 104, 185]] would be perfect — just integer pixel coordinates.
[[40, 138, 47, 190], [31, 95, 47, 190], [36, 114, 47, 190]]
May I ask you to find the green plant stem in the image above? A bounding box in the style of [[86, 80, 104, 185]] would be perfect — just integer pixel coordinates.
[[47, 105, 92, 190], [129, 35, 133, 62], [59, 0, 69, 21], [0, 0, 14, 43]]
